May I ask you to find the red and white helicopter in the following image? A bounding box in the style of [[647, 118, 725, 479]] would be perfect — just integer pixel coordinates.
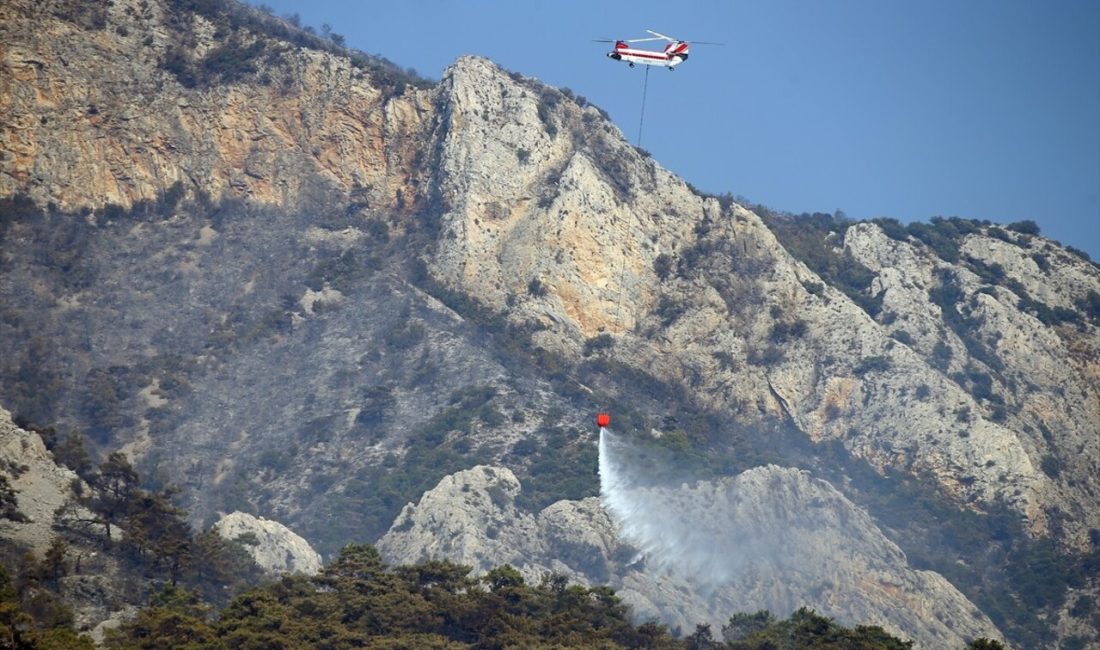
[[597, 30, 721, 70]]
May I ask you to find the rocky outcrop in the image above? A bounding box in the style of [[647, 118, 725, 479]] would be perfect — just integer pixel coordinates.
[[380, 466, 543, 571], [0, 406, 78, 556], [0, 0, 430, 214], [0, 408, 138, 641], [379, 464, 1003, 648], [213, 511, 322, 575], [846, 222, 1100, 543]]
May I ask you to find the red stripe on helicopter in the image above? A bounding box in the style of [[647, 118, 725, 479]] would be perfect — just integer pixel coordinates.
[[619, 50, 673, 60]]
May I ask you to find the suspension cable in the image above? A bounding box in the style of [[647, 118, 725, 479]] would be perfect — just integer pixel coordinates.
[[636, 64, 650, 147]]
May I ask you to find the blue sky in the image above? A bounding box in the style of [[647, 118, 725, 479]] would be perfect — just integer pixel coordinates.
[[253, 1, 1100, 260]]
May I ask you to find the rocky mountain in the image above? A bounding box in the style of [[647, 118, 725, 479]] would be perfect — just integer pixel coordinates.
[[1, 0, 1098, 646], [376, 462, 1002, 648]]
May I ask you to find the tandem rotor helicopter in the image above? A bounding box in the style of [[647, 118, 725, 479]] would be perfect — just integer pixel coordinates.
[[595, 30, 722, 70]]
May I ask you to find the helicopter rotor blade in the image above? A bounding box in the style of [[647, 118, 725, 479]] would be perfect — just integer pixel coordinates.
[[645, 29, 675, 41], [626, 36, 664, 43]]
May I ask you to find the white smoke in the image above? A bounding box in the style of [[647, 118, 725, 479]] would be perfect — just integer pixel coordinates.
[[598, 428, 762, 587]]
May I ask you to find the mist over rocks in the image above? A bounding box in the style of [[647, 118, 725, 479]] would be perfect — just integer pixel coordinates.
[[380, 458, 1002, 648]]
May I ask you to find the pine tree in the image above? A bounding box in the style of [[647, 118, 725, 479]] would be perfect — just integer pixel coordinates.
[[86, 452, 140, 541]]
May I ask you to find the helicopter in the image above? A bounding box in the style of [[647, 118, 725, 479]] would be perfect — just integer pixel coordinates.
[[596, 30, 722, 70]]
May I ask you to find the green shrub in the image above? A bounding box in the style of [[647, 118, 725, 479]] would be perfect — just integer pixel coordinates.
[[1066, 246, 1092, 262], [747, 344, 785, 367], [762, 212, 882, 317], [1070, 595, 1094, 618], [768, 320, 807, 344], [801, 280, 825, 296], [1078, 291, 1100, 323], [853, 355, 892, 376], [1008, 220, 1040, 235], [1041, 454, 1062, 479], [527, 277, 548, 297], [653, 253, 673, 280], [987, 226, 1015, 244], [891, 330, 914, 345], [655, 296, 687, 327], [908, 221, 960, 262], [873, 217, 908, 241], [583, 333, 614, 356], [1030, 252, 1051, 272]]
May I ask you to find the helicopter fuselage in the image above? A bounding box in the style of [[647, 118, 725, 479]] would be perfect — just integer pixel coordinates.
[[607, 40, 689, 68]]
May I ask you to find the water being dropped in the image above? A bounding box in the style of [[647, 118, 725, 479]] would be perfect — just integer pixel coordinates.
[[598, 428, 750, 587]]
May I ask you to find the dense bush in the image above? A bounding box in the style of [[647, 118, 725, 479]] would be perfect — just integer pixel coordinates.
[[1040, 454, 1062, 479], [0, 193, 43, 244], [654, 253, 674, 280], [1007, 220, 1040, 235], [872, 217, 908, 241], [801, 280, 824, 296], [907, 220, 960, 263], [853, 355, 892, 377], [890, 329, 914, 346], [1079, 291, 1100, 324], [527, 277, 548, 297], [1065, 246, 1092, 262], [721, 607, 913, 649], [1018, 295, 1081, 327], [583, 333, 615, 356], [768, 319, 808, 344], [747, 344, 785, 367]]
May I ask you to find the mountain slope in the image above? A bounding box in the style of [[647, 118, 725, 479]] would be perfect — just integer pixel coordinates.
[[1, 0, 1098, 646]]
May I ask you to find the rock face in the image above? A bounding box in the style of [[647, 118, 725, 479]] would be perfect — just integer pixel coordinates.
[[0, 406, 78, 556], [0, 0, 429, 214], [213, 511, 322, 575], [379, 463, 1003, 649]]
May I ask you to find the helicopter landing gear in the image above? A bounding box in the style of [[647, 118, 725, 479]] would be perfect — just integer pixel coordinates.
[[629, 62, 635, 68]]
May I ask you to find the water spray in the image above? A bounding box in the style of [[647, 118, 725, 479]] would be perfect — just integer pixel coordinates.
[[598, 427, 751, 588]]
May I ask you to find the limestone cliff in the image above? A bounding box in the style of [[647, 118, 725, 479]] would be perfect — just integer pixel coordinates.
[[0, 0, 430, 214]]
